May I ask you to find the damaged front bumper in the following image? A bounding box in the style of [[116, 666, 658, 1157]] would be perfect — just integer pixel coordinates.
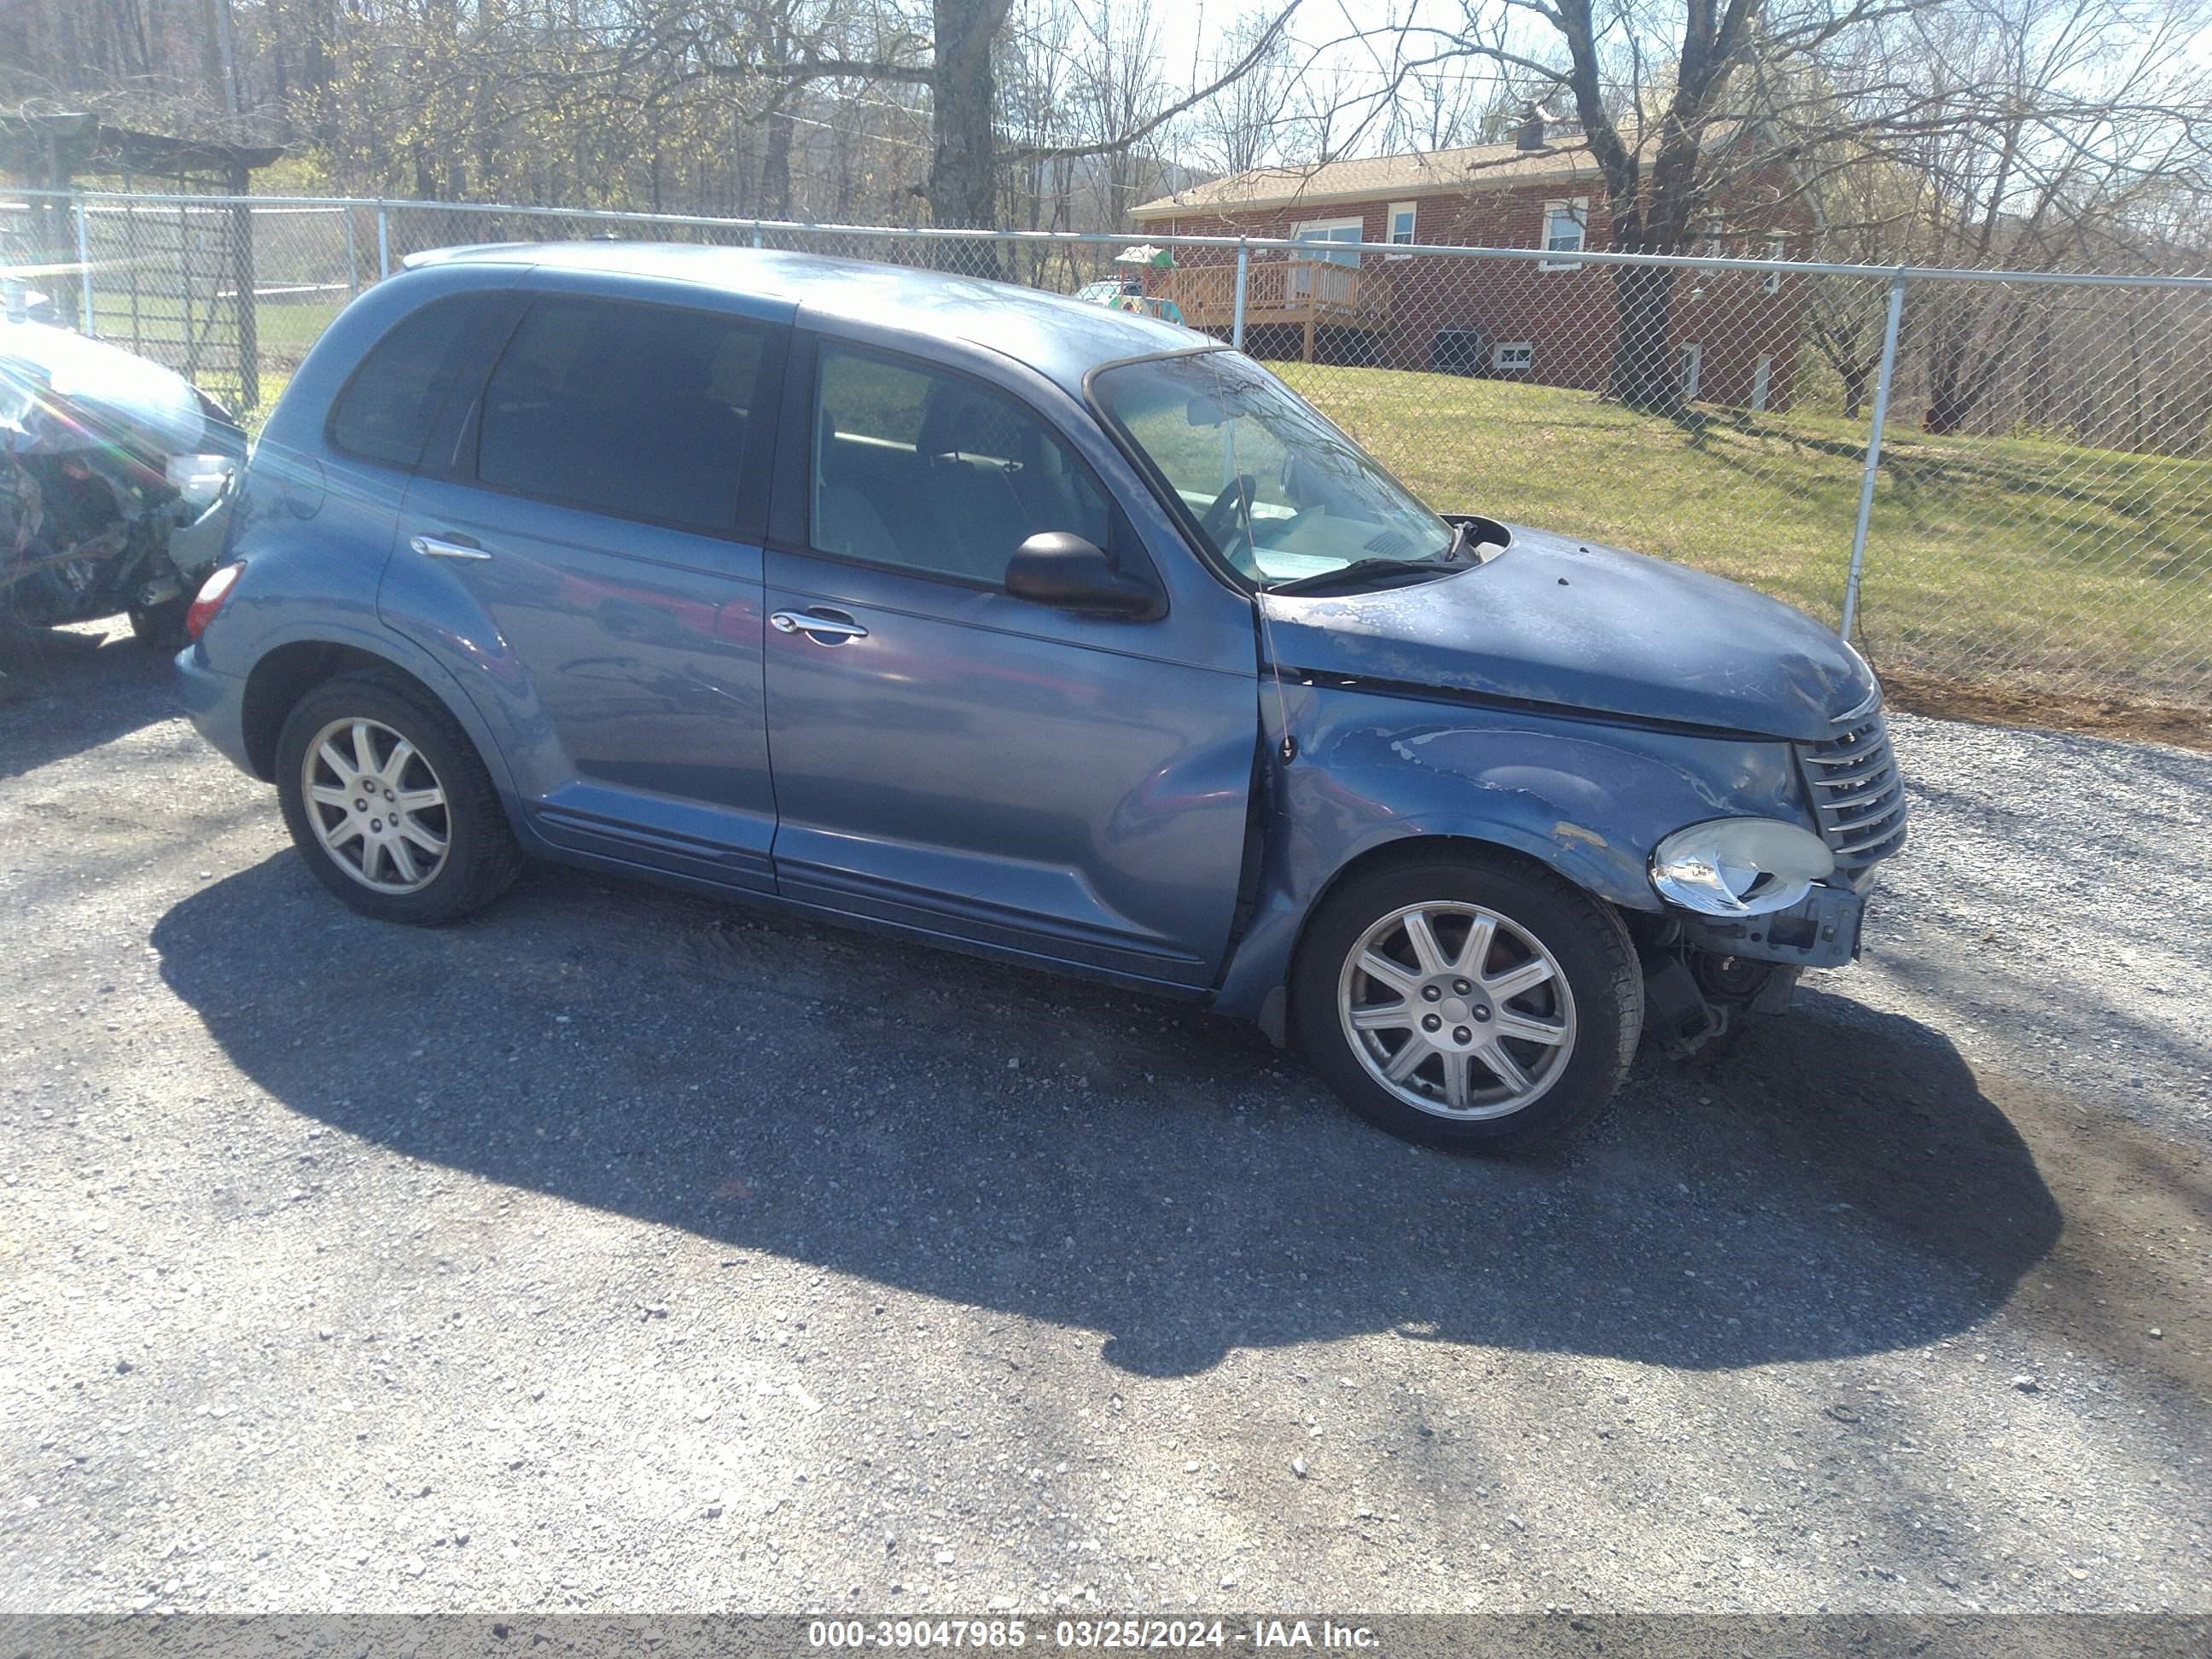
[[1674, 876, 1869, 971]]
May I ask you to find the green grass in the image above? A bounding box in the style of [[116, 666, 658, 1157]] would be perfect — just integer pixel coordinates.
[[1274, 363, 2212, 707], [85, 291, 345, 415]]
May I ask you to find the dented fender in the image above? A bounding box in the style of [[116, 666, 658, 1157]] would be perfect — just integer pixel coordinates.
[[1211, 684, 1809, 1023]]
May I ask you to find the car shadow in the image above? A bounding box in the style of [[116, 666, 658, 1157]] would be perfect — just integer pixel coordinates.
[[0, 623, 178, 780], [151, 853, 2062, 1378]]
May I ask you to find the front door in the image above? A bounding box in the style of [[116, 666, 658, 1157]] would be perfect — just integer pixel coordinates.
[[381, 292, 787, 889], [760, 338, 1256, 988]]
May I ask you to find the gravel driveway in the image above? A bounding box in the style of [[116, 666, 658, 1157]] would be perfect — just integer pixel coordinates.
[[1, 632, 2206, 1617]]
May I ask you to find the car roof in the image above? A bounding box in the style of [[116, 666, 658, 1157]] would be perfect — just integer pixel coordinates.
[[406, 241, 1205, 395]]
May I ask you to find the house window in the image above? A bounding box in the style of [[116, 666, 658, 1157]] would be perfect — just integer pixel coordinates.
[[1291, 217, 1365, 267], [1387, 201, 1417, 255], [1760, 237, 1785, 294], [1493, 341, 1534, 371], [1540, 198, 1586, 270]]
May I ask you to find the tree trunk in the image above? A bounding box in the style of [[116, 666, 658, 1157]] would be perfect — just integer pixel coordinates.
[[759, 20, 795, 220], [926, 0, 1013, 272], [760, 109, 794, 219], [1609, 263, 1682, 411], [1839, 360, 1870, 424]]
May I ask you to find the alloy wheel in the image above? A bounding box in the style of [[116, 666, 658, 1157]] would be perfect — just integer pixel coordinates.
[[1336, 900, 1578, 1119], [300, 716, 451, 894]]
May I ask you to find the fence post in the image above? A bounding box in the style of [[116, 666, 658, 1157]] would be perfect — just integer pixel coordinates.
[[344, 208, 360, 296], [72, 195, 93, 334], [126, 200, 142, 351], [376, 206, 391, 280], [1231, 242, 1249, 351], [178, 200, 197, 380], [229, 183, 259, 412], [1841, 271, 1907, 641]]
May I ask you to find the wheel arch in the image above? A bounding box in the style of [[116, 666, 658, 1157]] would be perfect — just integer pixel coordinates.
[[1218, 812, 1653, 1042], [1295, 832, 1589, 954], [239, 633, 516, 812], [1281, 829, 1629, 1033]]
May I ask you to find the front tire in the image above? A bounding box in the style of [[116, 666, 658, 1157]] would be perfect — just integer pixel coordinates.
[[274, 670, 521, 924], [1291, 855, 1642, 1151]]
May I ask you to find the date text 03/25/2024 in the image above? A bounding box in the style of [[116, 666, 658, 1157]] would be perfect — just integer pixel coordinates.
[[806, 1619, 1380, 1650]]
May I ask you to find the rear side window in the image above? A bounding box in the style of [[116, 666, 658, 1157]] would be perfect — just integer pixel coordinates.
[[328, 296, 492, 468], [475, 298, 767, 534]]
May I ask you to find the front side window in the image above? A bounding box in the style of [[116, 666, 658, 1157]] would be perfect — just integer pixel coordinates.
[[1540, 198, 1587, 270], [476, 299, 765, 533], [329, 295, 497, 468], [1091, 350, 1452, 587], [812, 344, 1112, 585]]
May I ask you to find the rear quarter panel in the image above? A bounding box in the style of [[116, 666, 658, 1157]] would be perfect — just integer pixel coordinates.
[[191, 264, 545, 791]]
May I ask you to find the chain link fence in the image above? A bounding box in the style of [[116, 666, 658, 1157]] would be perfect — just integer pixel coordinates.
[[7, 189, 2209, 733]]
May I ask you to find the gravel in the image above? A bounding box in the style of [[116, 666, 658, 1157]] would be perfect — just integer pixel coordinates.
[[1, 632, 2207, 1615]]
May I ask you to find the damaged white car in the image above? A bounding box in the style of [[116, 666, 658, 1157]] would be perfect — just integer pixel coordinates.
[[2, 319, 247, 653]]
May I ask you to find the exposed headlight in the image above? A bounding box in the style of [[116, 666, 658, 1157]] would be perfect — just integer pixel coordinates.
[[166, 453, 236, 512], [1650, 818, 1836, 917]]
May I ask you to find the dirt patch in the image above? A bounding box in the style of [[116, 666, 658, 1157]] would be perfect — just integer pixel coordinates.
[[1880, 667, 2211, 752]]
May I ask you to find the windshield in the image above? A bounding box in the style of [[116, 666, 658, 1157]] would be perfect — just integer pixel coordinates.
[[1091, 350, 1453, 586]]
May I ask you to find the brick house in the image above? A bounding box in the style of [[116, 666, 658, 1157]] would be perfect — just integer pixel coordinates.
[[1129, 122, 1809, 412]]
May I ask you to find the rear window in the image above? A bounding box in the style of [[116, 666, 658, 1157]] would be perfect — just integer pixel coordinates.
[[474, 298, 767, 534], [328, 296, 493, 468]]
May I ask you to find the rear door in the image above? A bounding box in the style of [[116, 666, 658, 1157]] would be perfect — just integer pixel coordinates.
[[759, 335, 1257, 988], [378, 290, 789, 890]]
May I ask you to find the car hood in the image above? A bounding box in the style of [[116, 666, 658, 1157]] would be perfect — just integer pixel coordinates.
[[1259, 523, 1872, 742], [0, 319, 228, 459]]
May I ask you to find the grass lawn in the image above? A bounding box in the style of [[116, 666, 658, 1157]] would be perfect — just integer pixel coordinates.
[[1275, 362, 2212, 713], [88, 290, 345, 413]]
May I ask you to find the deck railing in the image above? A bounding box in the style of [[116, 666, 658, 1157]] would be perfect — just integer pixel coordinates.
[[1161, 256, 1390, 329]]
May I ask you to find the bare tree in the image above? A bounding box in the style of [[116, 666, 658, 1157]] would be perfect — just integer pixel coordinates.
[[1895, 0, 2212, 431], [1187, 9, 1303, 176], [1406, 0, 1936, 409]]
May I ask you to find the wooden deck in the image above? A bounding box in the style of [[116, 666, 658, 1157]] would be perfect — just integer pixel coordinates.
[[1157, 259, 1391, 359]]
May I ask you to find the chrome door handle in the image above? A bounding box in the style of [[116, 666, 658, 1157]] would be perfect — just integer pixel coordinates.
[[410, 533, 490, 561], [771, 609, 869, 643]]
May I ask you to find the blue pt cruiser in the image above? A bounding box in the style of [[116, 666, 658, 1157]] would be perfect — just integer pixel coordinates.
[[178, 244, 1905, 1150]]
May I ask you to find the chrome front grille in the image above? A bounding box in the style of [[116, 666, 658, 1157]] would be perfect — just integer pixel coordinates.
[[1796, 700, 1907, 871]]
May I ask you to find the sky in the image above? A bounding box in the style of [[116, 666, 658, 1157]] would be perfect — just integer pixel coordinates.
[[1146, 0, 2212, 163], [1148, 0, 1553, 160]]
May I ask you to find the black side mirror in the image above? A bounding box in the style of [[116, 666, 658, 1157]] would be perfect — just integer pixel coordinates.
[[1004, 533, 1162, 620]]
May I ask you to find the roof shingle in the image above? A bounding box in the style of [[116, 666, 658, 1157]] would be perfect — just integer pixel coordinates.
[[1130, 137, 1606, 221]]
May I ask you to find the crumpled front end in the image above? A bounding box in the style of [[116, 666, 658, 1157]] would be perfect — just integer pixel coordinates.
[[1639, 693, 1907, 1052], [2, 322, 246, 638]]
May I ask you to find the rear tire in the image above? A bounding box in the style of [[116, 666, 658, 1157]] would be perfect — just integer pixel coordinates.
[[1291, 854, 1642, 1151], [274, 670, 521, 925]]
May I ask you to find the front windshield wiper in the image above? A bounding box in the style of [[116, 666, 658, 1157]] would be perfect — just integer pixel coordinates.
[[1262, 557, 1462, 597], [1441, 517, 1510, 563]]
